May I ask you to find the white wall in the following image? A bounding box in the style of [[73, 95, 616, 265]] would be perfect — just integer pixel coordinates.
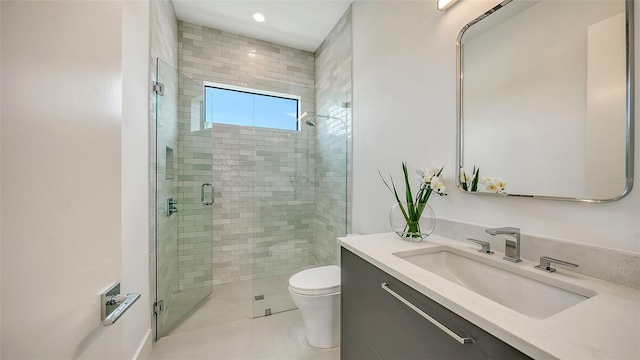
[[352, 0, 640, 254], [1, 1, 151, 358], [122, 1, 152, 358]]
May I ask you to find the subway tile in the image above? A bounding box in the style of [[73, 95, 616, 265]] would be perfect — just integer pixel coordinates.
[[165, 12, 351, 288]]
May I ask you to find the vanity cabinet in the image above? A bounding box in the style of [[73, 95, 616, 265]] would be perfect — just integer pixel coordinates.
[[341, 247, 531, 359]]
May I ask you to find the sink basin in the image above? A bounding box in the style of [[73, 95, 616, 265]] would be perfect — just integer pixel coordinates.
[[394, 246, 597, 319]]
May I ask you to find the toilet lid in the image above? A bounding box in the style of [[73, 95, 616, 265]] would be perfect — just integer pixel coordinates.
[[289, 265, 340, 296]]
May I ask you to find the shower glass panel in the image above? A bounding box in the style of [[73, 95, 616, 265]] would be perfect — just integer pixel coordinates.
[[252, 89, 349, 318], [155, 59, 213, 338]]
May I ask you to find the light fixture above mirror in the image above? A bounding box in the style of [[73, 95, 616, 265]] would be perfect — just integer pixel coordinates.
[[437, 0, 459, 11]]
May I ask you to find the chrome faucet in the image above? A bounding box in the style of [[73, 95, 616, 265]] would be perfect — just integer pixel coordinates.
[[485, 227, 521, 263], [535, 256, 579, 273], [465, 238, 494, 254]]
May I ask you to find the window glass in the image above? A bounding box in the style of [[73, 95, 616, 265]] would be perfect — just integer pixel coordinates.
[[205, 86, 299, 131]]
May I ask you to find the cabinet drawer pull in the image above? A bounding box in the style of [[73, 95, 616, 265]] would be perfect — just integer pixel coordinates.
[[381, 282, 474, 345]]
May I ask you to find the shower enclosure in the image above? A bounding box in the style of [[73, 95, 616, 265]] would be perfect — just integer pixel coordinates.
[[155, 59, 214, 338], [154, 59, 349, 338]]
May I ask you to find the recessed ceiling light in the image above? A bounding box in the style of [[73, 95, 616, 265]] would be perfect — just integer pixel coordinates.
[[252, 12, 266, 23]]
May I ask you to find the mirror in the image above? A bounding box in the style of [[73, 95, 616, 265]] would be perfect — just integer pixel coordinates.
[[456, 0, 634, 202]]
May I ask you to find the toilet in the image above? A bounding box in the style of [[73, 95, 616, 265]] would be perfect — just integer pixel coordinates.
[[288, 265, 341, 348]]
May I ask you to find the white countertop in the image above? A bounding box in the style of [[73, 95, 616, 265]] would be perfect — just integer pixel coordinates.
[[338, 233, 640, 360]]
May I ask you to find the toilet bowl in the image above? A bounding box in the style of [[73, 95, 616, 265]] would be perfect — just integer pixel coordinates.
[[288, 265, 340, 348]]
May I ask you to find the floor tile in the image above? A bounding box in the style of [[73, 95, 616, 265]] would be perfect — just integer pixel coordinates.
[[151, 276, 339, 360], [151, 318, 278, 360], [267, 310, 340, 360]]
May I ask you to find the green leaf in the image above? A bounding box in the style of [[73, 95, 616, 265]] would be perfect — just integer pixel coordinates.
[[402, 163, 416, 221], [395, 201, 409, 223], [379, 170, 395, 195], [471, 167, 480, 192]]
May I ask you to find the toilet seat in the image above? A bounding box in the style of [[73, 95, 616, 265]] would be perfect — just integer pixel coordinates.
[[289, 265, 340, 296]]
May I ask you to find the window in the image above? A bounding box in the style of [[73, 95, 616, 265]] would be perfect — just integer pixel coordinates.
[[204, 85, 300, 131]]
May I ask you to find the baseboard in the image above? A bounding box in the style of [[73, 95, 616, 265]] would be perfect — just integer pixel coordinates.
[[133, 329, 153, 360]]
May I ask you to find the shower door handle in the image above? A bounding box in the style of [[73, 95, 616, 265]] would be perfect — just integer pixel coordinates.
[[201, 183, 214, 205]]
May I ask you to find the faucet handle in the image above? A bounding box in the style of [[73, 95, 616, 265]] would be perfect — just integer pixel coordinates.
[[534, 256, 579, 273], [465, 238, 494, 254]]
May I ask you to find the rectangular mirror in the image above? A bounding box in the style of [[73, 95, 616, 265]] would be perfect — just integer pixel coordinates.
[[456, 0, 634, 202]]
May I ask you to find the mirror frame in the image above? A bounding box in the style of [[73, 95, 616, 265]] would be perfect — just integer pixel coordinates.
[[456, 0, 635, 202]]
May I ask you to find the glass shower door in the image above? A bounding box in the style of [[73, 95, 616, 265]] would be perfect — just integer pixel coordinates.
[[251, 86, 349, 318], [155, 59, 213, 338]]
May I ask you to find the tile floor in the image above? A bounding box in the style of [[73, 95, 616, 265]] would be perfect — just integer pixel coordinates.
[[151, 275, 339, 359], [150, 309, 340, 360]]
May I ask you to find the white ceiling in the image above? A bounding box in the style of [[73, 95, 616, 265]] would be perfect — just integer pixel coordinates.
[[172, 1, 353, 52]]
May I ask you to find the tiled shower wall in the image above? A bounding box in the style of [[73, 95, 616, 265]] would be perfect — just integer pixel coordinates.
[[251, 126, 316, 281], [314, 6, 353, 266], [177, 21, 317, 285]]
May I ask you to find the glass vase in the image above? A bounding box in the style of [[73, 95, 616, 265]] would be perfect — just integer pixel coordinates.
[[389, 202, 436, 241]]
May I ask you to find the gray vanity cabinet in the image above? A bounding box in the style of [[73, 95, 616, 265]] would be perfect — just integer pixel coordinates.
[[341, 247, 531, 360], [342, 315, 383, 359]]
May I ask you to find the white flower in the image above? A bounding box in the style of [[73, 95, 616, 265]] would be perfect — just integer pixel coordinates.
[[430, 176, 446, 194], [480, 176, 493, 183], [416, 167, 440, 183], [484, 180, 499, 193], [425, 167, 440, 180], [415, 168, 429, 183], [494, 178, 507, 190]]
